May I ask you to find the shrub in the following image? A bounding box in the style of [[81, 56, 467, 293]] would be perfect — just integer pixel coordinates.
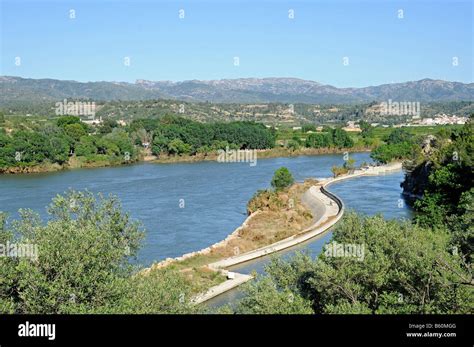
[[271, 167, 294, 190]]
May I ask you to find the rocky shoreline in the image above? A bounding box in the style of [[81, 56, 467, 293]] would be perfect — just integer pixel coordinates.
[[141, 210, 263, 274]]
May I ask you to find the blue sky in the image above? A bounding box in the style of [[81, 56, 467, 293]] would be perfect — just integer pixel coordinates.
[[1, 0, 472, 87]]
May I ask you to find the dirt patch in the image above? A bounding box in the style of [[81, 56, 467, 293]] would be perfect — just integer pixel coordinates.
[[203, 180, 316, 258]]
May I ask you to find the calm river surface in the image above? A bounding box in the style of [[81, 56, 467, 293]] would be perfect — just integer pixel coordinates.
[[0, 152, 410, 270]]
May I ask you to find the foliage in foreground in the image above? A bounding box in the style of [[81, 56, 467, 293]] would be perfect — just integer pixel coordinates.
[[0, 191, 200, 314], [402, 119, 473, 262], [231, 213, 473, 314]]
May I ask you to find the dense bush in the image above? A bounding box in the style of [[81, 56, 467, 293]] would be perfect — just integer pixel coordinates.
[[271, 167, 294, 190], [305, 128, 354, 149], [370, 128, 415, 163], [386, 128, 411, 144], [305, 133, 332, 148], [0, 114, 279, 168], [371, 141, 413, 163], [233, 213, 473, 314], [0, 191, 199, 314], [138, 116, 275, 156], [0, 129, 69, 167], [0, 116, 137, 169], [403, 119, 473, 261], [331, 127, 354, 148]]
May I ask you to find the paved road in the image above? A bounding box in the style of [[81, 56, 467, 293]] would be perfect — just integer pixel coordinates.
[[301, 188, 326, 224]]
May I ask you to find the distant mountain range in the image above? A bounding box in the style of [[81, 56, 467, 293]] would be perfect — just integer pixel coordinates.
[[1, 76, 473, 105]]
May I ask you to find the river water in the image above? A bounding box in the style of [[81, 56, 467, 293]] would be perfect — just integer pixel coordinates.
[[0, 152, 410, 269]]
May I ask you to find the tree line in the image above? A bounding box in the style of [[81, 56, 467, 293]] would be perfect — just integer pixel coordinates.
[[0, 114, 276, 170], [0, 115, 136, 170], [129, 115, 276, 156], [283, 127, 355, 151], [370, 128, 415, 163]]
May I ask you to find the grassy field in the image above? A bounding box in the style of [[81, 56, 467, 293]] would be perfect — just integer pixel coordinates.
[[276, 124, 464, 143], [369, 124, 463, 140]]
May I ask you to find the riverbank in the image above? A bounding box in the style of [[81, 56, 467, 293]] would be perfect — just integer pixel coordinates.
[[0, 155, 141, 174], [0, 146, 371, 174], [146, 146, 372, 164]]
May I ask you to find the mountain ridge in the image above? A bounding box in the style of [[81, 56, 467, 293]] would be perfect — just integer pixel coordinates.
[[1, 76, 473, 105]]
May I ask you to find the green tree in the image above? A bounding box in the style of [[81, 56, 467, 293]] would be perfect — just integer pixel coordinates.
[[47, 135, 70, 164], [167, 138, 192, 156], [306, 133, 332, 148], [331, 128, 354, 148], [359, 120, 373, 139], [404, 121, 474, 260], [302, 124, 316, 133], [0, 190, 143, 313], [100, 119, 119, 134], [152, 135, 169, 155], [10, 131, 49, 166], [133, 116, 275, 156], [56, 115, 82, 128], [64, 123, 87, 142], [0, 191, 200, 314], [103, 128, 135, 158], [75, 136, 97, 157], [386, 128, 411, 144], [271, 167, 294, 190], [234, 277, 313, 314], [371, 142, 413, 163], [110, 268, 202, 314]]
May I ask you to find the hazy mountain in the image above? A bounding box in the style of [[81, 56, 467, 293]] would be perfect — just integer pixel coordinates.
[[0, 76, 166, 103], [1, 76, 473, 105]]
